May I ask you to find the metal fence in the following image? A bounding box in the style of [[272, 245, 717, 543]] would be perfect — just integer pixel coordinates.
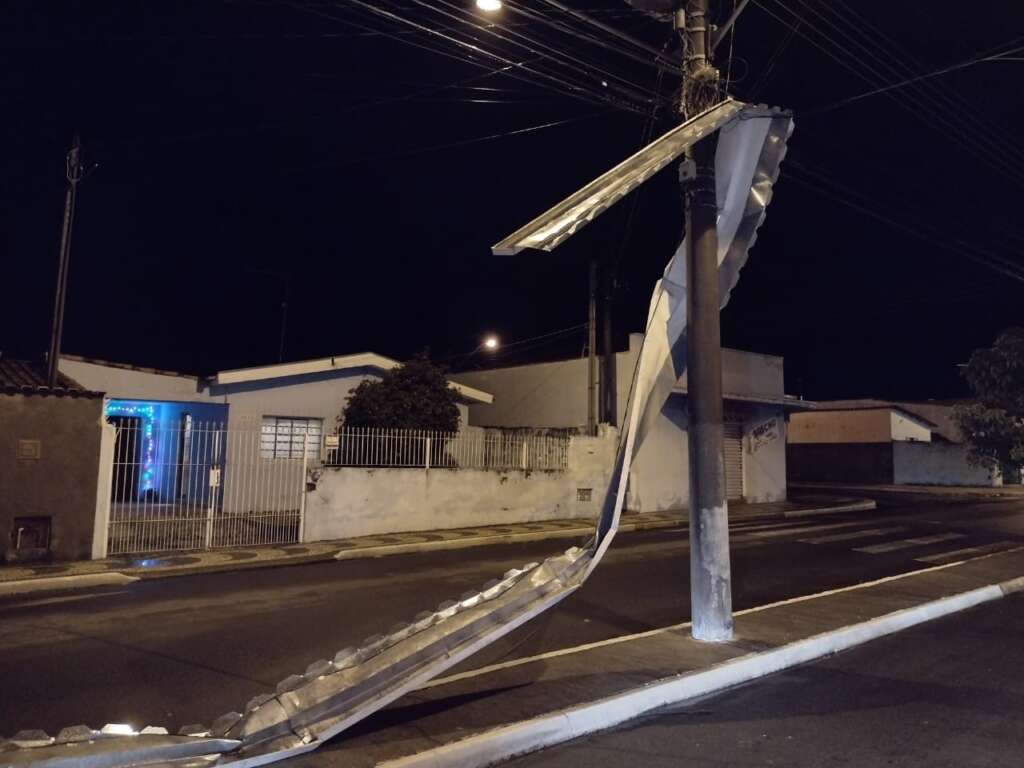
[[324, 427, 570, 471], [105, 419, 307, 556]]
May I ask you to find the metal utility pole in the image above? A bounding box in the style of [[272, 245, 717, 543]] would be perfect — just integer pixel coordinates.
[[46, 133, 84, 387], [587, 259, 598, 436], [678, 0, 733, 641]]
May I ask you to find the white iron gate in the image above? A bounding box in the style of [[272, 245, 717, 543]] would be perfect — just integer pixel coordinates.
[[106, 419, 310, 555]]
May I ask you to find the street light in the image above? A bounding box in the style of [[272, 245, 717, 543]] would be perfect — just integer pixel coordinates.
[[483, 335, 499, 350], [476, 0, 502, 11]]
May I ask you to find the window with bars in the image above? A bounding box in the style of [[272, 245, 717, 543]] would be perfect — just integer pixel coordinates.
[[260, 416, 323, 459]]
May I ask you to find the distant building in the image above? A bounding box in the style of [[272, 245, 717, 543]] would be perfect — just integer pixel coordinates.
[[787, 399, 1002, 487], [451, 333, 807, 512]]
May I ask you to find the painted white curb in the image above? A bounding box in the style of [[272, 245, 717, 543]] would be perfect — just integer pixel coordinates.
[[783, 500, 877, 518], [380, 580, 1014, 768], [0, 572, 139, 597]]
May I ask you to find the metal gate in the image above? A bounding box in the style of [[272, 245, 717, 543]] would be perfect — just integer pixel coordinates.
[[723, 422, 744, 501], [106, 419, 310, 555]]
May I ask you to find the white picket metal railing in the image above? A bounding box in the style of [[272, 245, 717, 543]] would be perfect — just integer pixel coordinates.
[[323, 426, 570, 471], [105, 419, 307, 556]]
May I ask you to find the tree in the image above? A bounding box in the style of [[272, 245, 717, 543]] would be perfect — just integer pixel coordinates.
[[341, 353, 461, 433], [953, 328, 1024, 477]]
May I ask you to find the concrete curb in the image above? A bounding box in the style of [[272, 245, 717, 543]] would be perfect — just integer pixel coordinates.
[[0, 572, 139, 597], [782, 500, 877, 518], [379, 574, 1023, 768]]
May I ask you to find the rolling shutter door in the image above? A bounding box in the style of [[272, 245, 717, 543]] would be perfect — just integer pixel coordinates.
[[723, 423, 744, 500]]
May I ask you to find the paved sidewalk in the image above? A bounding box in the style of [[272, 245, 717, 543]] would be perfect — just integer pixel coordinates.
[[0, 497, 873, 590], [793, 481, 1024, 498], [302, 546, 1024, 768]]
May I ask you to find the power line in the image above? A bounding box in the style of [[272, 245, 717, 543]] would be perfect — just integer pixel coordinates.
[[760, 0, 1024, 188]]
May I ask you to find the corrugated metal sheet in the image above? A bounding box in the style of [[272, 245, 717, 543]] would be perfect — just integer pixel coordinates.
[[492, 99, 745, 255]]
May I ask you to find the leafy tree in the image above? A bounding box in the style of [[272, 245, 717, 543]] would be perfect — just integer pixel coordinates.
[[341, 353, 461, 433], [953, 328, 1024, 476]]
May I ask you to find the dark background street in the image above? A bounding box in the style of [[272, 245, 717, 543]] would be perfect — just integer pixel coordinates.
[[2, 491, 1023, 734]]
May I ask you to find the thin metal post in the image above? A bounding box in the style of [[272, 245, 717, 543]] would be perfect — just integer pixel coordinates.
[[298, 430, 309, 543], [681, 0, 733, 642]]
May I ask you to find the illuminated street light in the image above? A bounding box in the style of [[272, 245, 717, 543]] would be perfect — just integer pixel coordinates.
[[476, 0, 502, 11], [483, 335, 499, 350]]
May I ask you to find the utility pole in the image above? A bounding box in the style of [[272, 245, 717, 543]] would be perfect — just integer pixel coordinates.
[[587, 259, 598, 436], [678, 0, 733, 641], [278, 274, 290, 363], [46, 132, 84, 387], [601, 265, 617, 426]]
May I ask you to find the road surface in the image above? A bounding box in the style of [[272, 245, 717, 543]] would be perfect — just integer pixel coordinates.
[[505, 591, 1024, 767], [1, 491, 1022, 734]]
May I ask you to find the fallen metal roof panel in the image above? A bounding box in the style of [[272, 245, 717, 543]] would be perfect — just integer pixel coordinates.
[[492, 98, 746, 255]]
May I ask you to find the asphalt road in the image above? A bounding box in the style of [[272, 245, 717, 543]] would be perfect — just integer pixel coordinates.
[[506, 591, 1024, 768], [2, 492, 1023, 736]]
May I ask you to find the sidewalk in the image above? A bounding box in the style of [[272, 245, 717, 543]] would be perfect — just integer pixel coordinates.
[[307, 545, 1024, 768], [0, 496, 874, 593], [793, 481, 1024, 498]]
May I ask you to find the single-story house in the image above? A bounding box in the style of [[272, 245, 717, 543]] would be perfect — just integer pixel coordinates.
[[787, 399, 1002, 486], [451, 333, 809, 512]]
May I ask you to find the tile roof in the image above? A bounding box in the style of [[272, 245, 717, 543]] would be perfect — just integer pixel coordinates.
[[0, 359, 103, 398]]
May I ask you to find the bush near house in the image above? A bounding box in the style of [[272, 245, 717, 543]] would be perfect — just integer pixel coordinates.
[[954, 327, 1024, 478], [340, 353, 460, 433]]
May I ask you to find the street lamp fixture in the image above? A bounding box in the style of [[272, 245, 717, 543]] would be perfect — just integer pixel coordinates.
[[476, 0, 502, 11], [483, 335, 499, 351]]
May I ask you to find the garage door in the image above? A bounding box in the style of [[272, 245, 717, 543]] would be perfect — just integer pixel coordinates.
[[724, 423, 744, 501]]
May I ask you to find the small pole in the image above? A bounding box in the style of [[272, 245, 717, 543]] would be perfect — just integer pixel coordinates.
[[601, 266, 617, 426], [47, 132, 84, 386], [680, 0, 733, 642], [298, 431, 309, 542], [587, 259, 598, 436]]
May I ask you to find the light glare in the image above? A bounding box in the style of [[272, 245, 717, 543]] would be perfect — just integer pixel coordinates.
[[476, 0, 502, 11], [483, 336, 499, 350]]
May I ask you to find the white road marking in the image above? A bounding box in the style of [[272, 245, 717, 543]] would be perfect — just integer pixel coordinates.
[[801, 526, 908, 545], [855, 532, 967, 554], [915, 541, 1022, 565], [745, 520, 870, 539]]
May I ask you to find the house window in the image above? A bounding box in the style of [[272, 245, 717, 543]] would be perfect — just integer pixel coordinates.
[[261, 417, 323, 459]]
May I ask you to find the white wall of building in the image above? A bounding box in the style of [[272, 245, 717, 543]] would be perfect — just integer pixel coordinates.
[[303, 432, 615, 541], [890, 411, 932, 443], [59, 357, 206, 402], [743, 407, 787, 503], [893, 441, 1001, 487]]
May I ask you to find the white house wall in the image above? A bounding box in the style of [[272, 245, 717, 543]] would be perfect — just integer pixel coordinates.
[[743, 406, 787, 503], [59, 358, 206, 402], [303, 433, 616, 541], [890, 411, 932, 443], [893, 441, 1000, 487], [628, 394, 690, 512]]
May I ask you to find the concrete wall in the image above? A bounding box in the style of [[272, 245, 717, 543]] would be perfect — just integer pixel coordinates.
[[60, 358, 205, 402], [787, 442, 894, 484], [625, 396, 787, 512], [788, 409, 895, 444], [0, 395, 106, 561], [302, 432, 615, 541], [743, 407, 787, 503], [893, 441, 1001, 487], [890, 411, 932, 443]]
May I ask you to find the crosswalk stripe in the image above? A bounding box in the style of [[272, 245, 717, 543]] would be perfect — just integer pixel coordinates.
[[800, 526, 908, 545], [854, 532, 967, 554], [746, 520, 870, 539], [914, 541, 1022, 565]]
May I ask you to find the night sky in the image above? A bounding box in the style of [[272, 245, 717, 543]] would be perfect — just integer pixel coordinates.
[[2, 1, 1022, 400]]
